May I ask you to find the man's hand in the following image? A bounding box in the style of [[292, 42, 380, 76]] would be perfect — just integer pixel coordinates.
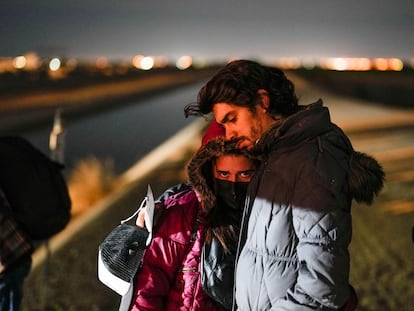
[[136, 207, 146, 228]]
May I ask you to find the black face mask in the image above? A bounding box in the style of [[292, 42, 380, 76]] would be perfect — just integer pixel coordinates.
[[214, 178, 249, 211]]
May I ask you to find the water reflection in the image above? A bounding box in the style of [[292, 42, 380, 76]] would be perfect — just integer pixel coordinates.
[[22, 82, 203, 174]]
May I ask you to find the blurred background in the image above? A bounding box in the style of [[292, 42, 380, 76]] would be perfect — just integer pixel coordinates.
[[2, 0, 413, 64], [1, 1, 413, 310]]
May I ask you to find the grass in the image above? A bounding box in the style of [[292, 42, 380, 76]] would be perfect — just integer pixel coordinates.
[[66, 156, 120, 216]]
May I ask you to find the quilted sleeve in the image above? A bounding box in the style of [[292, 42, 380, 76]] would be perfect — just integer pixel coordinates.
[[273, 150, 352, 310]]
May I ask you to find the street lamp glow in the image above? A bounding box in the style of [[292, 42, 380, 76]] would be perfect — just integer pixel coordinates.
[[331, 58, 348, 71], [132, 55, 144, 69], [13, 56, 26, 69], [140, 56, 154, 70], [388, 58, 403, 71], [49, 58, 61, 71], [176, 55, 192, 70]]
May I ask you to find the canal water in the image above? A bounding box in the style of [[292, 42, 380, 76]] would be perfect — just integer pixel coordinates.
[[20, 82, 204, 174]]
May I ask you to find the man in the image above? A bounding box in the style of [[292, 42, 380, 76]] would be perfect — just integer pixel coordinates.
[[184, 60, 384, 310]]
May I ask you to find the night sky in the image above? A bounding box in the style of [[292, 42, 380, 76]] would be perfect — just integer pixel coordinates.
[[1, 0, 413, 63]]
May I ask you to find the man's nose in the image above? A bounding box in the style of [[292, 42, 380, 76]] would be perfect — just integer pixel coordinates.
[[225, 128, 236, 140]]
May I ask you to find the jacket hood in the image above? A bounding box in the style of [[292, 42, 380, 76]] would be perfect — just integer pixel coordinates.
[[255, 99, 385, 205], [348, 150, 385, 204], [186, 138, 255, 214], [255, 99, 331, 154]]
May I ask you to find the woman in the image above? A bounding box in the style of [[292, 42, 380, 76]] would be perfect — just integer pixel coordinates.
[[129, 121, 258, 310]]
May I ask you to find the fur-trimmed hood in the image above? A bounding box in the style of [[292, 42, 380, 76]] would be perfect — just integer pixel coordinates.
[[348, 150, 384, 204], [186, 137, 256, 214], [254, 99, 385, 205]]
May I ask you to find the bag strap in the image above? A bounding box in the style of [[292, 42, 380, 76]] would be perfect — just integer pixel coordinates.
[[121, 185, 155, 246], [120, 195, 148, 224]]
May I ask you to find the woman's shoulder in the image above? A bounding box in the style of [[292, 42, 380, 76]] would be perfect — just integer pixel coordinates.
[[156, 189, 200, 244], [164, 188, 198, 209]]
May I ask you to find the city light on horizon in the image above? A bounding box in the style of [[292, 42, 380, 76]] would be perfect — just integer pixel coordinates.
[[1, 51, 413, 76]]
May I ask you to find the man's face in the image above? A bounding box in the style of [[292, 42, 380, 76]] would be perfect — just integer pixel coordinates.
[[213, 102, 271, 149]]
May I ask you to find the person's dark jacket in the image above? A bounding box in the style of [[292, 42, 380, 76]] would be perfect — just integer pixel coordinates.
[[0, 188, 33, 272], [234, 100, 384, 310]]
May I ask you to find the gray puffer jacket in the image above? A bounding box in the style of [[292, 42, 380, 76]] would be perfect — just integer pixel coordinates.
[[234, 100, 384, 310]]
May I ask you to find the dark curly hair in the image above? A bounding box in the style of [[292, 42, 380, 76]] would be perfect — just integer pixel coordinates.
[[185, 59, 299, 118]]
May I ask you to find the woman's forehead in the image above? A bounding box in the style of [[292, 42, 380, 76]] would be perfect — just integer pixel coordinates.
[[215, 154, 253, 169]]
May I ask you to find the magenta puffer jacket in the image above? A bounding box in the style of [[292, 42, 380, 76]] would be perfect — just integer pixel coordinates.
[[129, 189, 226, 311]]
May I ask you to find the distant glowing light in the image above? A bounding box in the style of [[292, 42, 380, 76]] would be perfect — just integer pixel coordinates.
[[176, 55, 193, 70], [140, 56, 154, 70], [132, 54, 144, 69], [388, 58, 403, 71], [153, 56, 169, 68], [227, 57, 241, 63], [373, 58, 388, 71], [66, 58, 78, 69], [274, 57, 301, 70], [13, 56, 26, 69], [321, 57, 373, 71], [49, 58, 61, 71], [96, 57, 108, 69], [353, 58, 372, 71], [331, 58, 348, 71], [132, 55, 154, 70]]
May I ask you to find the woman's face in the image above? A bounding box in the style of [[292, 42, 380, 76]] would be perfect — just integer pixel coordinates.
[[213, 154, 255, 183]]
